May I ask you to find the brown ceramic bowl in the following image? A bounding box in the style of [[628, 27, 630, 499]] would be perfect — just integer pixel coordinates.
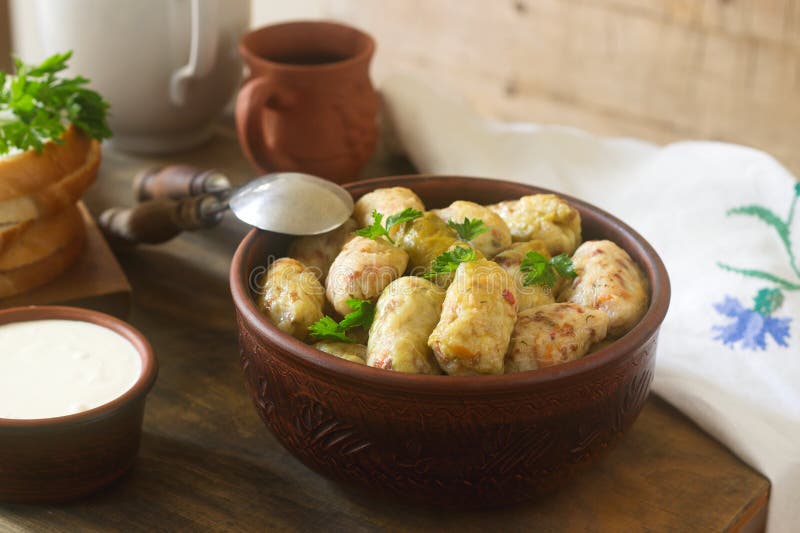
[[230, 175, 670, 507], [0, 306, 158, 503]]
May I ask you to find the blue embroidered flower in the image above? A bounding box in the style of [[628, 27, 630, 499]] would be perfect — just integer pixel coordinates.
[[712, 289, 791, 350], [714, 184, 798, 349]]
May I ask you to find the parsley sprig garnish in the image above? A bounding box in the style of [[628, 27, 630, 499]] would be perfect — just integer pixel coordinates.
[[354, 210, 391, 242], [309, 298, 375, 343], [337, 298, 375, 330], [0, 51, 111, 155], [520, 252, 577, 288], [385, 208, 423, 230], [423, 245, 478, 279], [308, 316, 350, 342], [354, 208, 422, 243], [448, 217, 488, 241]]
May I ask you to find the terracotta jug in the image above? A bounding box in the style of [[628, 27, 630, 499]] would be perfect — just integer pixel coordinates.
[[236, 21, 379, 183]]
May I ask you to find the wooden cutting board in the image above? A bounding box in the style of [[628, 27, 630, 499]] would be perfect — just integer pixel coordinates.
[[0, 202, 131, 318]]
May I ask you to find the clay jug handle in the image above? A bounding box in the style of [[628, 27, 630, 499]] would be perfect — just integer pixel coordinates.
[[235, 76, 298, 174]]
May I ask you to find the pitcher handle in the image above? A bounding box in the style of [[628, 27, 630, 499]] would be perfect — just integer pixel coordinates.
[[235, 76, 297, 173], [170, 0, 219, 106]]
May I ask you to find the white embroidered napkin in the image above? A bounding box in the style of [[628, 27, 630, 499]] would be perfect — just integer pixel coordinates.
[[381, 76, 800, 532]]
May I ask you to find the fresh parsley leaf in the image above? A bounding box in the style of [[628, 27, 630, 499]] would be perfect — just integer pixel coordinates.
[[423, 246, 478, 279], [447, 217, 488, 241], [308, 316, 351, 342], [520, 251, 577, 288], [0, 51, 111, 155], [309, 298, 374, 343], [353, 208, 421, 243], [521, 252, 558, 288], [385, 207, 422, 230], [354, 210, 392, 242], [338, 298, 375, 331], [550, 253, 577, 279]]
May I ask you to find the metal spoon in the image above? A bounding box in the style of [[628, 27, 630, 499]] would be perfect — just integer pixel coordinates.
[[221, 172, 354, 235], [99, 167, 355, 247]]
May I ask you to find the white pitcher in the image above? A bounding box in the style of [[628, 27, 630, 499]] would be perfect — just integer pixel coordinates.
[[12, 0, 250, 154]]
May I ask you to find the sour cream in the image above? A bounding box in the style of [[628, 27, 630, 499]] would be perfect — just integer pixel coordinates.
[[0, 320, 141, 420]]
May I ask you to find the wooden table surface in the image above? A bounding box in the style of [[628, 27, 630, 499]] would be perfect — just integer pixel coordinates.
[[0, 124, 770, 532]]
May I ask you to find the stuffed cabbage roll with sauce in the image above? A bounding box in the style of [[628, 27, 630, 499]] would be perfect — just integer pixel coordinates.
[[353, 187, 425, 231], [394, 211, 460, 275], [394, 211, 485, 287], [313, 341, 367, 364], [433, 200, 512, 258], [493, 240, 556, 312], [257, 258, 325, 340], [488, 194, 581, 255], [558, 240, 648, 338], [505, 303, 608, 373], [288, 218, 357, 281], [367, 276, 445, 374], [428, 259, 517, 375], [325, 236, 408, 316]]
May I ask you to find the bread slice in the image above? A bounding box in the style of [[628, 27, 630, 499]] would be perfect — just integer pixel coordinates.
[[0, 204, 84, 271], [0, 233, 85, 299], [0, 219, 33, 256], [0, 126, 94, 200], [0, 125, 96, 298], [0, 141, 100, 224]]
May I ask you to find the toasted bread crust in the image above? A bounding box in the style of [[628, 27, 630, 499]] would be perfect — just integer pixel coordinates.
[[0, 232, 85, 298], [0, 205, 84, 271], [0, 126, 94, 200], [0, 138, 100, 224], [0, 219, 34, 256]]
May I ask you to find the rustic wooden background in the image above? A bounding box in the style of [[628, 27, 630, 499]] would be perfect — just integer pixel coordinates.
[[282, 0, 800, 176], [5, 0, 798, 173], [0, 0, 10, 72]]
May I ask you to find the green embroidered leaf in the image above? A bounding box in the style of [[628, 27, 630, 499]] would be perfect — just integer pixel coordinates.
[[717, 262, 800, 291], [753, 288, 784, 315], [727, 205, 788, 239], [727, 204, 800, 280]]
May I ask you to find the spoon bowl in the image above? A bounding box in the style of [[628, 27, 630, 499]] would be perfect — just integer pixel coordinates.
[[229, 172, 354, 235]]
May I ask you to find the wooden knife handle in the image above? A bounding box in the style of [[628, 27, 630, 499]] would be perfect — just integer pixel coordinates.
[[98, 195, 225, 247], [134, 165, 232, 201]]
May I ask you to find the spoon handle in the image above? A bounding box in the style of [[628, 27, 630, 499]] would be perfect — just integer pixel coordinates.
[[134, 165, 232, 202], [98, 195, 226, 248]]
